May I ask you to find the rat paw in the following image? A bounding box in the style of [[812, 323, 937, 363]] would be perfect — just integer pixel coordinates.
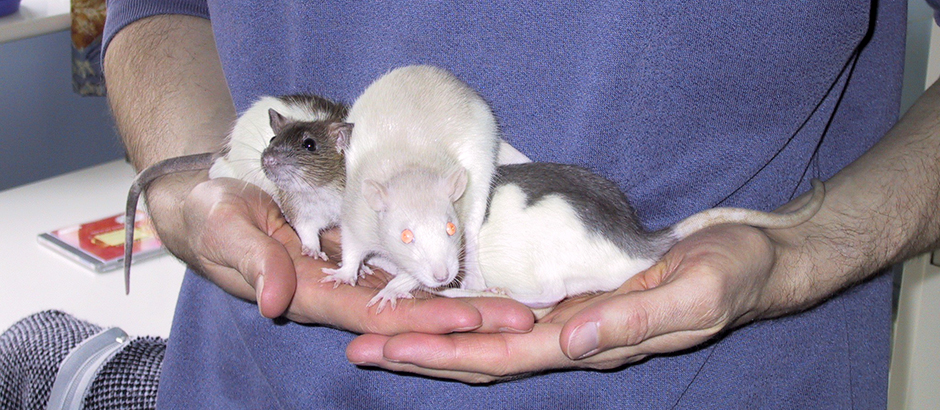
[[321, 266, 358, 287], [458, 269, 487, 291], [360, 265, 375, 276], [302, 246, 329, 261], [367, 288, 415, 313]]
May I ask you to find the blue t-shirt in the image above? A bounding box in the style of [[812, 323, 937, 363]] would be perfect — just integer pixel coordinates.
[[104, 1, 912, 408]]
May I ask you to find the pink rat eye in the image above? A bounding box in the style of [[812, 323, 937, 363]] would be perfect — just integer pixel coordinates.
[[401, 229, 414, 244], [446, 222, 456, 236]]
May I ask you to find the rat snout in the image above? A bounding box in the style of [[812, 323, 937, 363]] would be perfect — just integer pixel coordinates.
[[430, 262, 455, 285], [432, 266, 449, 282], [261, 156, 284, 181], [262, 155, 278, 170]]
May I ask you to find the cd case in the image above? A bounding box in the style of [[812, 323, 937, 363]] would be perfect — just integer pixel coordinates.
[[37, 211, 166, 272]]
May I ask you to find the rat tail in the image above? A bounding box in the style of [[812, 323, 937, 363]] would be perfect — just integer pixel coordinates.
[[124, 153, 215, 294], [671, 179, 825, 241]]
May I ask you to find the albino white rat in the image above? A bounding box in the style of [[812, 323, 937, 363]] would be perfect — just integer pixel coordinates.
[[322, 65, 500, 311], [438, 162, 826, 318], [123, 94, 349, 293]]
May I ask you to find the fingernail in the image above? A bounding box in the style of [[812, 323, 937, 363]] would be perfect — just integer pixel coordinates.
[[351, 361, 378, 367], [255, 275, 265, 316], [566, 321, 599, 360], [498, 327, 530, 334], [451, 325, 482, 332]]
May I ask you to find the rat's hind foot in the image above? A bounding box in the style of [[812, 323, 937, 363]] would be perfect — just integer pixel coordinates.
[[367, 288, 414, 314], [367, 274, 421, 313], [435, 287, 509, 299], [302, 245, 329, 261], [321, 265, 359, 287]]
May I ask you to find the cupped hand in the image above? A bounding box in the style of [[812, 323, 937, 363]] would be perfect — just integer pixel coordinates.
[[346, 224, 791, 383], [153, 176, 535, 335], [281, 239, 535, 335]]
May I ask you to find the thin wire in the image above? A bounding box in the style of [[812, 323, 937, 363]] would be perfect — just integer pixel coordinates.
[[670, 344, 719, 410], [715, 0, 878, 206]]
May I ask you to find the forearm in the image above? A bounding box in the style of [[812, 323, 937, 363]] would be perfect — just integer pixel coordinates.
[[104, 14, 236, 263], [764, 80, 940, 316]]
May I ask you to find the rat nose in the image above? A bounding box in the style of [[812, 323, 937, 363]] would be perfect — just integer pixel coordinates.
[[262, 155, 277, 169], [432, 264, 451, 283]]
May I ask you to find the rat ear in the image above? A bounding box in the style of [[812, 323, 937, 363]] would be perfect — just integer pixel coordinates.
[[268, 108, 289, 135], [330, 122, 354, 154], [362, 179, 389, 212], [445, 167, 468, 203]]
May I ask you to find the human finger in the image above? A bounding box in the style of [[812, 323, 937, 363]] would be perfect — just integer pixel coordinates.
[[185, 179, 300, 318], [558, 269, 730, 361], [284, 258, 484, 335], [346, 324, 571, 383], [558, 225, 775, 360]]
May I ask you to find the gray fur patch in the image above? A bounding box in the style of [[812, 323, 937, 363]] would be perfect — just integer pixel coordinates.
[[488, 163, 673, 259], [278, 94, 349, 122]]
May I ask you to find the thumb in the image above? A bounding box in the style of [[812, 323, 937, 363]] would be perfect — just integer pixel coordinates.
[[559, 273, 726, 360], [192, 185, 301, 318]]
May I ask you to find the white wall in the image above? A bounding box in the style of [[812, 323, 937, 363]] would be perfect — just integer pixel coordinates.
[[889, 2, 940, 410], [0, 29, 124, 192]]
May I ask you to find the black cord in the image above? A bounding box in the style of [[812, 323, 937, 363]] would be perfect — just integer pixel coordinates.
[[715, 0, 879, 205], [671, 2, 879, 407]]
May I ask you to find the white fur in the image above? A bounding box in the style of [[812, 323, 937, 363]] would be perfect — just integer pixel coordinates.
[[282, 187, 344, 260], [324, 65, 500, 307], [473, 184, 656, 309], [497, 140, 532, 165]]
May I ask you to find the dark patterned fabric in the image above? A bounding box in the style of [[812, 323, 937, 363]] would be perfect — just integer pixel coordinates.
[[0, 310, 102, 410], [83, 337, 165, 410], [72, 0, 108, 95], [0, 311, 165, 410]]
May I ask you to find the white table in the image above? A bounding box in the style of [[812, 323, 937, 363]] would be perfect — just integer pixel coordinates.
[[0, 160, 185, 338], [0, 0, 69, 43]]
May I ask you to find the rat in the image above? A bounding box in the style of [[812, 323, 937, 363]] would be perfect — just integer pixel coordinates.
[[261, 108, 351, 260], [321, 65, 500, 311], [437, 162, 825, 317], [123, 94, 349, 294]]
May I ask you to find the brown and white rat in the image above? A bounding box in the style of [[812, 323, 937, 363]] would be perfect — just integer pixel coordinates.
[[123, 94, 349, 293], [261, 107, 351, 260], [321, 65, 500, 311], [438, 162, 825, 317]]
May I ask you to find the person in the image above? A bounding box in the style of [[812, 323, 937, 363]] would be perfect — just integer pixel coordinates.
[[101, 0, 940, 408]]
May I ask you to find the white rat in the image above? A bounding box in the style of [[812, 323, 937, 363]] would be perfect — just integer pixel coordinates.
[[123, 94, 349, 293], [322, 65, 500, 311], [439, 162, 826, 318]]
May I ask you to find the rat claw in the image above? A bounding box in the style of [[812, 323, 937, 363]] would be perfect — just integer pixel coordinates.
[[302, 246, 329, 262], [367, 288, 414, 313], [321, 267, 358, 287], [360, 265, 375, 276]]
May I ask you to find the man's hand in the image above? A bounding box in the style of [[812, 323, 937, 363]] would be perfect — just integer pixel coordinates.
[[161, 175, 536, 334], [344, 224, 793, 383], [344, 73, 940, 380]]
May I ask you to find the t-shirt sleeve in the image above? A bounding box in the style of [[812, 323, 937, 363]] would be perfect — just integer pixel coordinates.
[[927, 0, 940, 26], [102, 0, 211, 62]]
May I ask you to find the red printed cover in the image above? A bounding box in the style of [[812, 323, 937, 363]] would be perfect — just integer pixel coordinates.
[[38, 211, 165, 272]]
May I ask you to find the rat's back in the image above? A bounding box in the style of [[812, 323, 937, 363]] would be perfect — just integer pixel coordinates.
[[344, 65, 498, 178]]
